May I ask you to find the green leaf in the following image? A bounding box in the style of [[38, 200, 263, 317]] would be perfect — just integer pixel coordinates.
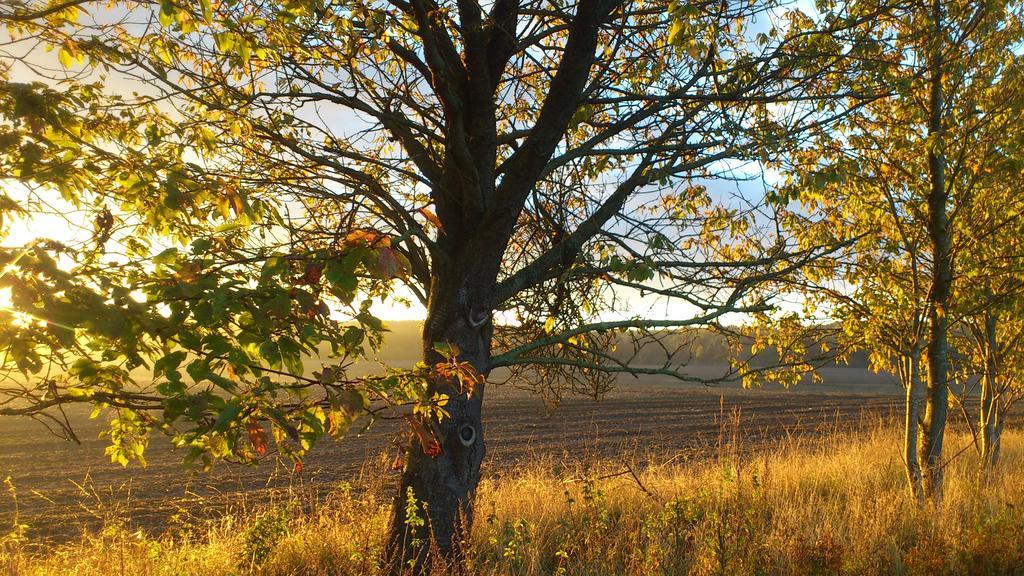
[[213, 401, 243, 432], [158, 0, 176, 27], [236, 37, 251, 62], [668, 21, 684, 46], [324, 257, 358, 301], [433, 342, 455, 359], [153, 247, 178, 265], [154, 350, 187, 380]]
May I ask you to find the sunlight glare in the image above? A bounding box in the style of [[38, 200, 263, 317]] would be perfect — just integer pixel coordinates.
[[0, 287, 45, 328]]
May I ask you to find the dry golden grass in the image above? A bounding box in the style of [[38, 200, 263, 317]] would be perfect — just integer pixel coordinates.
[[3, 418, 1024, 576]]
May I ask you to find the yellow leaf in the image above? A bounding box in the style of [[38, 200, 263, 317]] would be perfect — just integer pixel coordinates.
[[58, 46, 74, 68], [668, 21, 684, 46], [544, 317, 556, 333]]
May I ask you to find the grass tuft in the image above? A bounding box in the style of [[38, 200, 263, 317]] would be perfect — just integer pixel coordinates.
[[3, 422, 1024, 575]]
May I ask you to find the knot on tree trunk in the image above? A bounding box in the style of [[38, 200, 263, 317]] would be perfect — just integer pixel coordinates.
[[388, 288, 490, 575]]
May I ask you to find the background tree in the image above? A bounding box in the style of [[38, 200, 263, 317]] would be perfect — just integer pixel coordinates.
[[2, 0, 878, 570], [782, 0, 1024, 499], [948, 56, 1024, 471]]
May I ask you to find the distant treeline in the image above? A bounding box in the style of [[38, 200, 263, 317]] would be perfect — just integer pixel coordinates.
[[369, 321, 872, 369]]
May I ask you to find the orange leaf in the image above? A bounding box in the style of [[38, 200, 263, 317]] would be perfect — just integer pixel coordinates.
[[404, 415, 441, 458], [372, 247, 408, 279], [344, 229, 388, 247], [247, 421, 268, 456], [424, 441, 441, 458], [303, 263, 323, 284], [418, 207, 444, 232]]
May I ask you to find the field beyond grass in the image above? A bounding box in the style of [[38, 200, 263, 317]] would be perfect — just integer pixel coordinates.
[[3, 420, 1023, 576]]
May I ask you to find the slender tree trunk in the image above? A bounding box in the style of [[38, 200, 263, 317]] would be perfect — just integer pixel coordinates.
[[901, 348, 926, 500], [979, 371, 1002, 470], [980, 309, 1002, 471], [920, 0, 950, 501], [920, 337, 950, 500]]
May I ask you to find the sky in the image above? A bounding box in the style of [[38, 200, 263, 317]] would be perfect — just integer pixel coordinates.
[[0, 185, 739, 324], [0, 0, 820, 327]]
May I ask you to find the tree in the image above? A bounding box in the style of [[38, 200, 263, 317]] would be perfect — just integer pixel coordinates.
[[783, 0, 1024, 499], [2, 0, 870, 570], [948, 56, 1024, 471], [952, 280, 1024, 471]]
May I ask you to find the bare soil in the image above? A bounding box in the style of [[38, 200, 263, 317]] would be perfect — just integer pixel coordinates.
[[0, 366, 918, 542]]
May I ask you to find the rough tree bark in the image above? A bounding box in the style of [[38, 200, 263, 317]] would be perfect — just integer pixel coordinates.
[[979, 306, 1003, 471], [920, 0, 951, 501], [382, 2, 617, 571], [385, 230, 509, 571], [385, 286, 491, 570], [899, 347, 926, 500]]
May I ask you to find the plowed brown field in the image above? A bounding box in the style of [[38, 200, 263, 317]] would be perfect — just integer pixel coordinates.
[[0, 366, 920, 542]]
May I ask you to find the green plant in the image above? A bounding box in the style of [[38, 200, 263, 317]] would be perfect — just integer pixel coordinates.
[[241, 504, 291, 567]]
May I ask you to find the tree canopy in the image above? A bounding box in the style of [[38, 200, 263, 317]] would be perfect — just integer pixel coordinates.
[[1, 0, 910, 568], [781, 0, 1024, 497]]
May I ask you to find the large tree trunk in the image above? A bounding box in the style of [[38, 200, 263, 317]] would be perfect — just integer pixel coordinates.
[[385, 322, 489, 573], [385, 250, 499, 573], [380, 3, 614, 568], [900, 348, 926, 500]]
